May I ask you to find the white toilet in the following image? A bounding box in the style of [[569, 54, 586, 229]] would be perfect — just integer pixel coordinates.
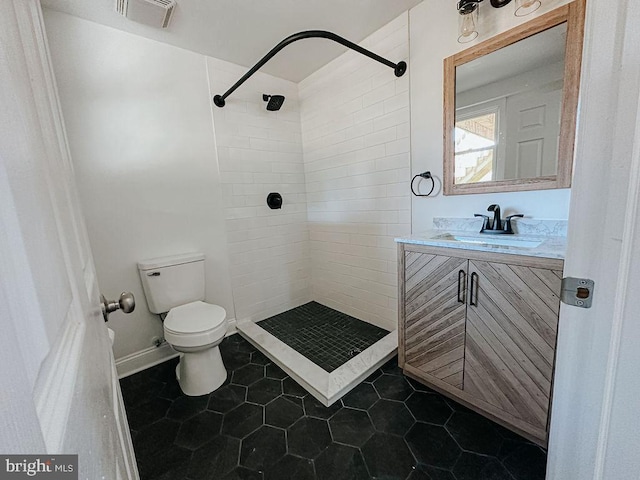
[[138, 253, 228, 396]]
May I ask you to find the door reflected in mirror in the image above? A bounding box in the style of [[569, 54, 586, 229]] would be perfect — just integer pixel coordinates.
[[454, 24, 566, 185]]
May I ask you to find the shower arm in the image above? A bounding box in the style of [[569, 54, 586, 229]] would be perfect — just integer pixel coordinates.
[[213, 30, 407, 107]]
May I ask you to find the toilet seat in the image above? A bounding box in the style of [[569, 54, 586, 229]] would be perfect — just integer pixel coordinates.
[[164, 301, 227, 348]]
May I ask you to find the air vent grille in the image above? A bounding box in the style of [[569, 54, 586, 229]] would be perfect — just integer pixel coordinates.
[[115, 0, 176, 28]]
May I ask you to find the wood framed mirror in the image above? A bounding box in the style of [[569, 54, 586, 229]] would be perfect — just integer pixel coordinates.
[[443, 0, 585, 195]]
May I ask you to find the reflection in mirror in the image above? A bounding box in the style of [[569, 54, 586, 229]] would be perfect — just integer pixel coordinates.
[[454, 24, 567, 185]]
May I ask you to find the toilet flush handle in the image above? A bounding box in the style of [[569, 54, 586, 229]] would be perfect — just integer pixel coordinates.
[[101, 292, 135, 322]]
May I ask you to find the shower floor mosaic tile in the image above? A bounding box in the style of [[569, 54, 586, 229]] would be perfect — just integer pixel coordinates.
[[120, 334, 548, 480], [256, 302, 389, 372]]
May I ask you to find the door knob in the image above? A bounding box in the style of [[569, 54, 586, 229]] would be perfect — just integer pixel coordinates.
[[101, 292, 135, 322]]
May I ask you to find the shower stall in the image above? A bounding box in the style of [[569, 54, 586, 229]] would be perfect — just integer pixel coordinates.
[[209, 14, 411, 405]]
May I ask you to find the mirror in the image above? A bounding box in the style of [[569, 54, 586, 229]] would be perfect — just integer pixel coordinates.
[[443, 0, 585, 195]]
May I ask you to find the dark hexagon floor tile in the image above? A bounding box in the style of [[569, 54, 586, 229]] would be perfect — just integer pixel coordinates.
[[329, 407, 374, 447], [133, 418, 181, 459], [368, 399, 415, 436], [282, 377, 308, 397], [221, 403, 263, 439], [263, 455, 315, 480], [314, 444, 369, 480], [250, 351, 272, 366], [361, 432, 416, 479], [222, 349, 252, 371], [246, 378, 282, 405], [158, 379, 183, 401], [373, 374, 414, 401], [166, 395, 208, 422], [364, 368, 383, 384], [502, 443, 547, 480], [445, 411, 504, 456], [265, 396, 304, 428], [407, 469, 432, 480], [303, 395, 342, 419], [221, 466, 264, 480], [381, 357, 403, 376], [188, 434, 240, 480], [121, 379, 164, 410], [239, 426, 286, 471], [175, 410, 223, 450], [443, 396, 474, 414], [342, 382, 379, 410], [407, 378, 435, 393], [453, 452, 513, 480], [232, 364, 265, 387], [127, 396, 172, 431], [405, 423, 461, 469], [287, 417, 332, 459], [231, 338, 258, 354], [405, 392, 453, 426], [136, 445, 191, 480], [150, 358, 180, 382], [418, 466, 457, 480], [265, 363, 288, 380], [208, 384, 247, 413]]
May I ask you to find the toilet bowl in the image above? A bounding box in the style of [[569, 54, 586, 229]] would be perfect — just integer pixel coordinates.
[[138, 253, 229, 396], [163, 301, 227, 396]]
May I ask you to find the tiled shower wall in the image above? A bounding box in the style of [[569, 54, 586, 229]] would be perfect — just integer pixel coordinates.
[[299, 13, 411, 331], [207, 58, 311, 322]]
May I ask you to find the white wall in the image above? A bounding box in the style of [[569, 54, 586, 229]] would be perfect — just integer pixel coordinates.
[[207, 58, 311, 322], [409, 0, 572, 233], [299, 13, 411, 331], [44, 10, 236, 359]]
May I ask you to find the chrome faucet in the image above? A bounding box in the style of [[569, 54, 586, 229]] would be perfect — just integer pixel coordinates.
[[475, 204, 523, 234]]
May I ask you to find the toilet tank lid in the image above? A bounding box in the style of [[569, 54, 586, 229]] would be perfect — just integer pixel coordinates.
[[138, 252, 204, 271]]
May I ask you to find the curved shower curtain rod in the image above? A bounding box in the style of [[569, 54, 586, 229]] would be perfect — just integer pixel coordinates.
[[213, 30, 407, 108]]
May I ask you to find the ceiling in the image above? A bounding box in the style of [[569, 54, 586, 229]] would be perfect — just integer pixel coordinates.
[[457, 23, 567, 93], [41, 0, 423, 83]]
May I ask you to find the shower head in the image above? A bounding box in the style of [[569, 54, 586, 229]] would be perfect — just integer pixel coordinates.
[[263, 94, 285, 111]]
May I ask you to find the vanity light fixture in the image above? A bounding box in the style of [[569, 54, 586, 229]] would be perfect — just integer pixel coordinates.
[[457, 0, 542, 44], [515, 0, 543, 16], [457, 0, 481, 43]]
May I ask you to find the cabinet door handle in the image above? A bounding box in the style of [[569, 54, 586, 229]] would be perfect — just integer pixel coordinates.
[[457, 269, 466, 303], [469, 272, 479, 306]]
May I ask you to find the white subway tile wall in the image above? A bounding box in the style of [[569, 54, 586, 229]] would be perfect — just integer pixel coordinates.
[[299, 13, 411, 331], [207, 57, 311, 322]]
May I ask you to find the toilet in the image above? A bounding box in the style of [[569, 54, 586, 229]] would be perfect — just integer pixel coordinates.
[[138, 253, 227, 396]]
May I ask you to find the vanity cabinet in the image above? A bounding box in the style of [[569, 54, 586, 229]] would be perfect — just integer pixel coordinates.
[[398, 243, 563, 445]]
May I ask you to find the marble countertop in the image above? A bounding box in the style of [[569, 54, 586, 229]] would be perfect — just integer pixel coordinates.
[[395, 229, 566, 260]]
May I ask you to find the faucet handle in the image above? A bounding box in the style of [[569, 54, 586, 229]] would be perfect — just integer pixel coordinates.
[[474, 214, 491, 232], [504, 214, 524, 234]]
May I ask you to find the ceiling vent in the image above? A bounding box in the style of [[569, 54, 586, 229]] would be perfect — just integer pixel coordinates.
[[116, 0, 176, 28]]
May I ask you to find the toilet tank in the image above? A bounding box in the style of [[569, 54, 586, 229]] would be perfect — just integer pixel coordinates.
[[138, 253, 205, 314]]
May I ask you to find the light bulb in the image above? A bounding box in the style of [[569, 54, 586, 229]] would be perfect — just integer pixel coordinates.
[[461, 14, 476, 37], [515, 0, 542, 16], [458, 7, 479, 44]]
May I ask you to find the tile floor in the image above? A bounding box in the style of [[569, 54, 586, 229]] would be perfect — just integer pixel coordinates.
[[258, 302, 389, 372], [120, 335, 547, 480]]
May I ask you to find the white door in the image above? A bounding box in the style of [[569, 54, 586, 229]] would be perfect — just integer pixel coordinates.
[[546, 0, 640, 479], [0, 1, 138, 478], [503, 88, 562, 180]]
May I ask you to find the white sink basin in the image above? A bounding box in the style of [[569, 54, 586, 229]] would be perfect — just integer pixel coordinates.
[[434, 233, 543, 249]]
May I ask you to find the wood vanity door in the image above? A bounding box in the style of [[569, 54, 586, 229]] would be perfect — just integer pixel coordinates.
[[464, 260, 562, 434], [403, 251, 468, 389]]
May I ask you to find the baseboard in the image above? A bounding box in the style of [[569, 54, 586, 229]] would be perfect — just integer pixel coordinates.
[[115, 317, 238, 379], [116, 343, 179, 379]]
